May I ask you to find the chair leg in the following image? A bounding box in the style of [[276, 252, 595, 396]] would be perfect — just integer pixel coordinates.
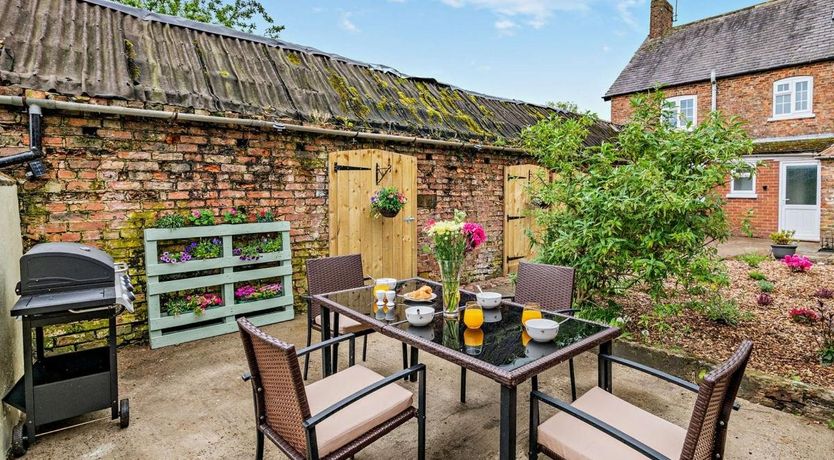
[[528, 395, 539, 460], [303, 324, 312, 381], [460, 367, 466, 403], [568, 358, 577, 402], [362, 334, 368, 362], [255, 429, 265, 460]]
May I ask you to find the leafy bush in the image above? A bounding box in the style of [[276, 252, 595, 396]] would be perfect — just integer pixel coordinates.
[[155, 213, 186, 229], [522, 90, 752, 306], [757, 280, 774, 293], [736, 252, 768, 268], [748, 270, 767, 281], [702, 298, 745, 325]]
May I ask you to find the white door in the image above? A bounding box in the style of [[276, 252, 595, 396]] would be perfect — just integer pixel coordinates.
[[779, 161, 820, 241]]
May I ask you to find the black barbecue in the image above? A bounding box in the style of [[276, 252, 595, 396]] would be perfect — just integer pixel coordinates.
[[2, 243, 134, 456]]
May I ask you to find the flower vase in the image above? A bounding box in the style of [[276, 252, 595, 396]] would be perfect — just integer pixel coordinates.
[[437, 257, 462, 318]]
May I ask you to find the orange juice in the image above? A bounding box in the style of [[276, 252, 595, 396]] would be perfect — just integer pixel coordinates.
[[521, 308, 542, 325], [521, 331, 532, 346], [463, 302, 484, 329], [373, 283, 388, 295], [464, 328, 484, 347]]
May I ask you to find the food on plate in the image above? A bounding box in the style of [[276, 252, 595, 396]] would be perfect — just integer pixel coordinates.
[[405, 285, 433, 300]]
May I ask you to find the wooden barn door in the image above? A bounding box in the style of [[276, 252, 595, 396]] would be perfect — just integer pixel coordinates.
[[328, 150, 417, 279], [504, 164, 548, 274]]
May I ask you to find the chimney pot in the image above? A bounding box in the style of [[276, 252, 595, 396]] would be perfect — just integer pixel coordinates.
[[649, 0, 674, 39]]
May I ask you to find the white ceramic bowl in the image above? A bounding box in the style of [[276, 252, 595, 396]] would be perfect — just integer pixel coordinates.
[[476, 292, 502, 309], [525, 341, 559, 360], [405, 306, 435, 327], [376, 278, 397, 289], [525, 318, 560, 343]]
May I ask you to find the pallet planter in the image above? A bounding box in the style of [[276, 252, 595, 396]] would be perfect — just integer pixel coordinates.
[[144, 222, 293, 348]]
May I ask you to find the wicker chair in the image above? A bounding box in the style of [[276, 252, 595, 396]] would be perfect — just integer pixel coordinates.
[[528, 340, 753, 460], [303, 254, 407, 380], [238, 318, 426, 460], [507, 261, 578, 400]]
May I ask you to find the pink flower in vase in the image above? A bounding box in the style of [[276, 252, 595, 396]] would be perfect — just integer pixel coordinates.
[[462, 222, 486, 251]]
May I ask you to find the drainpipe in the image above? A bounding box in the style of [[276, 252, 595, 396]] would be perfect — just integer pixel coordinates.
[[710, 70, 717, 112], [0, 104, 45, 178], [0, 96, 528, 155]]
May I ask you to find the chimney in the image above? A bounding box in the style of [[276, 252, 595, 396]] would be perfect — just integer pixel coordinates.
[[649, 0, 674, 39]]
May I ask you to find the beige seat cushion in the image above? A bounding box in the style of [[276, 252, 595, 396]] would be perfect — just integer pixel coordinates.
[[538, 386, 686, 460], [314, 313, 370, 333], [305, 365, 413, 456]]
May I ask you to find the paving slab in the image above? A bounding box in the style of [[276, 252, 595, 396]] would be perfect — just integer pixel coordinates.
[[22, 317, 834, 459]]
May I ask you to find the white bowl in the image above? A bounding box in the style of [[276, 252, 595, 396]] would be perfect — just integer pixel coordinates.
[[376, 278, 397, 289], [405, 306, 435, 327], [525, 341, 559, 360], [525, 319, 560, 342], [476, 292, 502, 309]]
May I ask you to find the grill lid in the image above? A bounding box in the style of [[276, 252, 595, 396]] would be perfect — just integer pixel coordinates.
[[18, 243, 115, 295]]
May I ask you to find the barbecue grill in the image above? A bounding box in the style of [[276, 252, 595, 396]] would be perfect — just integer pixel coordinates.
[[2, 243, 134, 456]]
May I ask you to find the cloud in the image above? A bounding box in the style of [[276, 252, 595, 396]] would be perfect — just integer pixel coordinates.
[[439, 0, 591, 29], [339, 12, 360, 33], [494, 18, 519, 35], [615, 0, 645, 30]]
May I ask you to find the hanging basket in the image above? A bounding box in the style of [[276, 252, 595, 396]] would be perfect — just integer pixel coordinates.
[[379, 207, 401, 218]]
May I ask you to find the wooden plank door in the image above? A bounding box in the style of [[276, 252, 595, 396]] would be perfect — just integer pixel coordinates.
[[504, 164, 548, 274], [328, 149, 417, 279]]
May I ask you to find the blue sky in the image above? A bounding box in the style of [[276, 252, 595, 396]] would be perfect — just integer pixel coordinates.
[[264, 0, 762, 120]]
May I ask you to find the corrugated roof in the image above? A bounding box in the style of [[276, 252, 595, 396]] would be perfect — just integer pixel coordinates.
[[0, 0, 617, 145], [605, 0, 834, 99]]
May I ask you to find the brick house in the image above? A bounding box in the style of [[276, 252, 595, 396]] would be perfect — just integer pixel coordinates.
[[0, 0, 615, 348], [606, 0, 834, 242]]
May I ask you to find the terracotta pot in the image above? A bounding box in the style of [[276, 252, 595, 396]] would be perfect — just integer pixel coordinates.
[[771, 244, 797, 259]]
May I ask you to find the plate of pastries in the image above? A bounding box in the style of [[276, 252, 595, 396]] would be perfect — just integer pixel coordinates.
[[402, 285, 437, 303]]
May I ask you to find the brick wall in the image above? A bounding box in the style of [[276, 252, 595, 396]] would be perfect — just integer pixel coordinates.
[[0, 88, 527, 351], [610, 60, 834, 238], [720, 160, 780, 238]]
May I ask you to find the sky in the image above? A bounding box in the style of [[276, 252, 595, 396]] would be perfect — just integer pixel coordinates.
[[260, 0, 763, 121]]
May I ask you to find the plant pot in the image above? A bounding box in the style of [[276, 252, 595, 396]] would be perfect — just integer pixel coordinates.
[[379, 207, 401, 218], [771, 244, 797, 259]]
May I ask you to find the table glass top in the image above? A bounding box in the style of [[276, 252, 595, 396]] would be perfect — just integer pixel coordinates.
[[318, 279, 609, 371]]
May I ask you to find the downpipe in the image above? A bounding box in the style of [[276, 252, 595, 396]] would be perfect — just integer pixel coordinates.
[[0, 104, 46, 178]]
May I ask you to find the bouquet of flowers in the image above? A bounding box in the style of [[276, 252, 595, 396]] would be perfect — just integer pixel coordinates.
[[424, 210, 486, 315], [370, 187, 407, 218]]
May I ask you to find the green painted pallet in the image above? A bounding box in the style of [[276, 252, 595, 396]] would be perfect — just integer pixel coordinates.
[[144, 222, 294, 348]]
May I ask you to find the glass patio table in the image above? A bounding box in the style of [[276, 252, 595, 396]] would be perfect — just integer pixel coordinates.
[[314, 278, 620, 460]]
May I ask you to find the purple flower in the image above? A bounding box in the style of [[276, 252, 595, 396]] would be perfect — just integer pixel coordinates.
[[211, 238, 221, 245], [180, 252, 192, 262], [233, 248, 242, 256]]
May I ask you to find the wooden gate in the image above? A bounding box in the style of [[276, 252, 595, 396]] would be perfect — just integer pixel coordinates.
[[504, 164, 548, 274], [328, 150, 417, 279]]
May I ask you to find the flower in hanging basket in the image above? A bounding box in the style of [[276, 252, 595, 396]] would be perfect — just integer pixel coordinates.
[[370, 186, 407, 218]]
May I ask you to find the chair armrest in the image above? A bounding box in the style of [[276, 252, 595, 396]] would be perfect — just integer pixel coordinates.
[[531, 390, 671, 460], [600, 354, 699, 393], [556, 308, 578, 316], [303, 364, 426, 428], [297, 333, 356, 358], [300, 294, 313, 302], [501, 295, 514, 300]]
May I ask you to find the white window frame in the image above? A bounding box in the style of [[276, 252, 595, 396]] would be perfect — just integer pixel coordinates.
[[663, 95, 698, 130], [770, 76, 814, 121], [727, 160, 757, 199]]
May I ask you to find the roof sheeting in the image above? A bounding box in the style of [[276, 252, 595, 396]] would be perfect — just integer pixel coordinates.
[[0, 0, 616, 145], [605, 0, 834, 99]]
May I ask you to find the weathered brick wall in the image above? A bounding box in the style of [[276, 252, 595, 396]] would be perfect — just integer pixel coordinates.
[[610, 61, 834, 238], [0, 88, 528, 351], [719, 160, 780, 238]]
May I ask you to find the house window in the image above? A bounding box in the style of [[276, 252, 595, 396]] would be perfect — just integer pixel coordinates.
[[663, 96, 697, 130], [772, 77, 813, 119], [728, 162, 757, 198]]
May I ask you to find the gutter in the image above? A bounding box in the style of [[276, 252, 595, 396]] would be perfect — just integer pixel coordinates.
[[0, 104, 46, 178], [0, 96, 527, 154]]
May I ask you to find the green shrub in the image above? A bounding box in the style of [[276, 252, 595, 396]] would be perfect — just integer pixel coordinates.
[[698, 297, 748, 325], [155, 213, 185, 229], [748, 270, 767, 281], [522, 90, 752, 306], [736, 252, 768, 268], [757, 280, 774, 293]]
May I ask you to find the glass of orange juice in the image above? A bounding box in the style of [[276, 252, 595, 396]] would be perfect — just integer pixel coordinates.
[[463, 328, 484, 355], [521, 302, 542, 325], [463, 301, 484, 329]]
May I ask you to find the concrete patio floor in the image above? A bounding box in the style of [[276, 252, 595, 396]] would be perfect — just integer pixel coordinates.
[[24, 316, 834, 459], [716, 237, 832, 261]]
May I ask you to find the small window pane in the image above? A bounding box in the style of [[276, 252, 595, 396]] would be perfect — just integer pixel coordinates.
[[777, 83, 790, 92], [733, 176, 754, 192], [775, 94, 791, 115], [679, 99, 694, 123], [795, 81, 809, 111], [785, 165, 818, 205]]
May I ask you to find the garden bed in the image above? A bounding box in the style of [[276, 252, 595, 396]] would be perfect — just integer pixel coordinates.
[[618, 258, 834, 389]]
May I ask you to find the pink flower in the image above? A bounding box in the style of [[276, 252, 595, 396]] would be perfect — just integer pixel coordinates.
[[424, 219, 436, 231], [782, 255, 812, 272], [462, 222, 486, 251], [192, 210, 200, 217], [789, 307, 820, 323], [229, 208, 237, 215]]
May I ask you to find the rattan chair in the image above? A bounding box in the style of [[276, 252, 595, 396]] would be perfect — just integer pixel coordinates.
[[528, 340, 753, 460], [303, 254, 407, 380], [238, 318, 426, 460], [507, 261, 578, 400]]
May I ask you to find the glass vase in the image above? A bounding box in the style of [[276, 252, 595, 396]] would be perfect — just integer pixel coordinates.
[[437, 257, 462, 318]]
